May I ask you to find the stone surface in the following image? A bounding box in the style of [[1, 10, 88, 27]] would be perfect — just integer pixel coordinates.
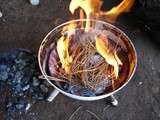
[[0, 0, 160, 120]]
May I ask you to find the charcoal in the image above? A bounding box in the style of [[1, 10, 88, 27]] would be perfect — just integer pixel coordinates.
[[0, 49, 51, 119], [40, 84, 49, 93], [6, 98, 31, 115], [37, 94, 45, 100], [14, 84, 22, 93], [22, 84, 30, 91], [16, 103, 25, 110], [32, 77, 40, 86], [14, 71, 24, 83], [6, 102, 13, 108], [32, 93, 45, 100], [0, 65, 9, 81], [43, 80, 51, 86]]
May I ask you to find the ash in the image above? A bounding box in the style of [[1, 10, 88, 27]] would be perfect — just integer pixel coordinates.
[[0, 49, 51, 119]]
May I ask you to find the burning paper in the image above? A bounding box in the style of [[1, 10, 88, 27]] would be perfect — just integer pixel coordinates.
[[95, 35, 122, 78], [56, 36, 72, 74]]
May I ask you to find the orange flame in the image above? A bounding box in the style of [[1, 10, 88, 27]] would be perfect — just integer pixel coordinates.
[[95, 35, 122, 78], [62, 22, 77, 34], [69, 0, 135, 23], [69, 0, 133, 77], [57, 0, 134, 76], [56, 23, 77, 74], [69, 0, 102, 30], [101, 0, 135, 22]]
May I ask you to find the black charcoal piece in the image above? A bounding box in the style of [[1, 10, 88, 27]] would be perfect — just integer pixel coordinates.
[[0, 49, 50, 119], [22, 84, 30, 91], [0, 65, 9, 81], [16, 103, 25, 110], [14, 71, 24, 83], [6, 102, 13, 108], [14, 84, 22, 93], [40, 84, 49, 93], [32, 93, 45, 100], [32, 77, 40, 86]]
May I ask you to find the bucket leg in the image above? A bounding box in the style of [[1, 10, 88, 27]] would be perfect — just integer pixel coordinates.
[[109, 95, 118, 107], [47, 89, 60, 102]]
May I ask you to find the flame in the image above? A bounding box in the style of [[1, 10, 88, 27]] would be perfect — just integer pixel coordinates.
[[62, 22, 77, 35], [69, 0, 135, 23], [69, 0, 103, 30], [57, 36, 72, 74], [95, 35, 122, 78], [57, 22, 77, 74], [101, 0, 135, 22], [57, 0, 134, 76]]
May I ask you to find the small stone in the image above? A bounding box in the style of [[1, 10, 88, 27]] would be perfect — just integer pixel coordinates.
[[138, 82, 143, 85], [0, 11, 2, 18], [40, 84, 48, 93], [16, 103, 24, 110], [14, 84, 22, 92], [152, 86, 159, 94], [32, 93, 44, 100], [6, 102, 12, 108], [37, 94, 44, 100], [18, 92, 24, 96], [43, 80, 50, 86], [25, 103, 31, 111], [0, 71, 8, 81], [2, 18, 5, 22], [32, 77, 40, 86], [29, 0, 40, 6], [0, 65, 8, 81], [22, 84, 30, 91], [14, 71, 24, 82]]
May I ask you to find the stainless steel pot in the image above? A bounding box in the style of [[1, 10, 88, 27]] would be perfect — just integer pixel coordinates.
[[38, 19, 137, 106]]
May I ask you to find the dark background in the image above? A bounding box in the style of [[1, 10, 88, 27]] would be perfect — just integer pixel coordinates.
[[0, 0, 160, 120]]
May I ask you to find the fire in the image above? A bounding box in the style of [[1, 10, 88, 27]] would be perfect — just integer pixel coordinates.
[[69, 0, 102, 30], [69, 0, 135, 23], [56, 22, 77, 74], [101, 0, 135, 22], [57, 0, 134, 77], [62, 22, 77, 35], [95, 35, 122, 78], [57, 36, 72, 74]]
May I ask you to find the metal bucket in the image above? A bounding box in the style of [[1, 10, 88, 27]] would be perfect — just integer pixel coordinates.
[[38, 19, 137, 105]]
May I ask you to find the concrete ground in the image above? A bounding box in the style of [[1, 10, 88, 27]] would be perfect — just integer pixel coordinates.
[[0, 0, 160, 120]]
